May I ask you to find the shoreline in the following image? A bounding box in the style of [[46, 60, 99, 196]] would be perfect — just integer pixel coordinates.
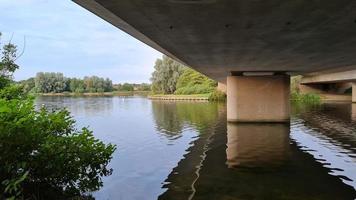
[[37, 91, 150, 97], [38, 92, 212, 101], [148, 94, 210, 101]]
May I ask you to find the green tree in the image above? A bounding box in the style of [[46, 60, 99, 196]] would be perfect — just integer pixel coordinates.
[[83, 76, 113, 93], [0, 32, 19, 88], [175, 68, 217, 94], [35, 72, 67, 93], [138, 83, 151, 91], [0, 32, 116, 199], [18, 77, 36, 94], [69, 78, 85, 93], [33, 74, 113, 93], [121, 83, 134, 91], [150, 55, 186, 94]]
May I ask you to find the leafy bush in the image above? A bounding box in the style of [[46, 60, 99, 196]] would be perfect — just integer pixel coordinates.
[[0, 97, 116, 199], [174, 68, 216, 95], [0, 84, 26, 100], [290, 76, 321, 105], [291, 92, 321, 104], [175, 84, 214, 95], [0, 33, 116, 199], [208, 90, 226, 101]]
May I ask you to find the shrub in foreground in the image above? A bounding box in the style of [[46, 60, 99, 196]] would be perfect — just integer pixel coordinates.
[[0, 97, 116, 199]]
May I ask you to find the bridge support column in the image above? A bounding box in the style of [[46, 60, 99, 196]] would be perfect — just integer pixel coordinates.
[[227, 75, 290, 122], [217, 82, 227, 93], [352, 83, 356, 103]]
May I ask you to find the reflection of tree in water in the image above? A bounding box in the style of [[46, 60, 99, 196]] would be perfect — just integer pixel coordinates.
[[36, 96, 114, 116], [151, 101, 184, 138], [151, 101, 222, 138], [176, 102, 221, 131]]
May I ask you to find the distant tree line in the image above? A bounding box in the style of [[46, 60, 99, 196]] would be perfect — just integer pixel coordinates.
[[150, 55, 217, 94], [19, 72, 114, 93], [114, 83, 151, 91], [19, 73, 152, 94]]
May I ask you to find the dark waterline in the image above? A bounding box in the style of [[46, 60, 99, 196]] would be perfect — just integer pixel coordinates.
[[36, 96, 356, 200]]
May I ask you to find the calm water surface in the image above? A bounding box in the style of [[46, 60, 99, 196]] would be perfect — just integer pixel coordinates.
[[36, 96, 356, 200]]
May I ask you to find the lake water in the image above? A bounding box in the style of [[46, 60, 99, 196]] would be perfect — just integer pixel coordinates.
[[36, 96, 356, 200]]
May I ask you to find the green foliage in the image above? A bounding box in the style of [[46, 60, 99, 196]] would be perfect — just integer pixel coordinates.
[[0, 33, 19, 88], [174, 84, 211, 95], [34, 73, 113, 93], [0, 31, 116, 199], [0, 84, 26, 100], [208, 89, 226, 101], [18, 77, 35, 94], [69, 78, 85, 93], [138, 83, 151, 91], [291, 92, 321, 104], [150, 55, 186, 94], [150, 56, 217, 95], [83, 76, 113, 93], [116, 83, 134, 91], [0, 98, 116, 198], [35, 72, 67, 93], [114, 83, 151, 91], [290, 76, 321, 105], [291, 75, 302, 94], [174, 68, 216, 95]]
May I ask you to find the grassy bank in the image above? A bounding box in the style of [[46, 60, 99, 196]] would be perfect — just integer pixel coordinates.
[[290, 76, 322, 105], [148, 94, 210, 101], [291, 92, 321, 104], [149, 90, 226, 101], [37, 91, 150, 97]]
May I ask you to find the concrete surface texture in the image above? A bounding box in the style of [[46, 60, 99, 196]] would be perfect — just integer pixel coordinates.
[[217, 82, 227, 93], [227, 75, 290, 122], [74, 0, 356, 81]]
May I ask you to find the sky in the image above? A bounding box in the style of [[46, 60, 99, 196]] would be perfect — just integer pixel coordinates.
[[0, 0, 162, 83]]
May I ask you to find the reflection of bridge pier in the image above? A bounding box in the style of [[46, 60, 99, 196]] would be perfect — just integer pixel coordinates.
[[158, 120, 356, 200], [352, 103, 356, 121], [353, 82, 356, 103], [226, 122, 290, 168]]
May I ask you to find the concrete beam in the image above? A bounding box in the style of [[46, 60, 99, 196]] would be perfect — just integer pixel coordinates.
[[227, 75, 290, 122], [301, 69, 356, 84]]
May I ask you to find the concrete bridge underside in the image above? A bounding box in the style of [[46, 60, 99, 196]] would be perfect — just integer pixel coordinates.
[[74, 0, 356, 122]]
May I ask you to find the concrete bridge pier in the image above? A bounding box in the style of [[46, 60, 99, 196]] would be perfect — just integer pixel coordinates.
[[352, 83, 356, 103], [217, 82, 227, 93], [227, 75, 290, 122]]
